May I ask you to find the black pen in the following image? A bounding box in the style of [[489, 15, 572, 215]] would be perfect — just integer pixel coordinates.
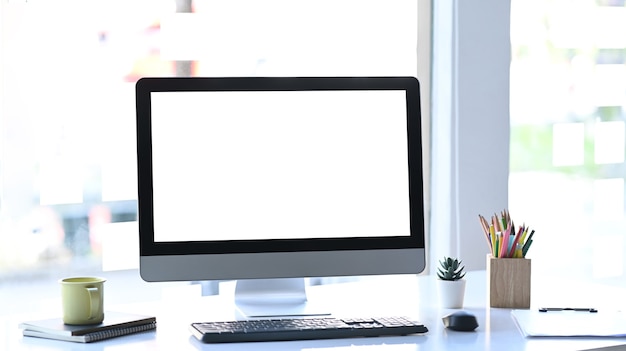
[[538, 307, 598, 313]]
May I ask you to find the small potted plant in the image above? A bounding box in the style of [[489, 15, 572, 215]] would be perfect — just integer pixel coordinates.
[[436, 256, 467, 308]]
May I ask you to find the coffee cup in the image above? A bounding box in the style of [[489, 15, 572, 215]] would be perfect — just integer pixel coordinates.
[[60, 277, 106, 325]]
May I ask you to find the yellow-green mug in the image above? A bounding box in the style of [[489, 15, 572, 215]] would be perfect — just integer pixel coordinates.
[[60, 277, 106, 325]]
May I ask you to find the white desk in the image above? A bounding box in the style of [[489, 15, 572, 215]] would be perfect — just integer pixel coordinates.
[[3, 271, 626, 351]]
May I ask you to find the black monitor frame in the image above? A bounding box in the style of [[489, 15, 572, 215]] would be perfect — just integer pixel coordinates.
[[135, 76, 424, 280]]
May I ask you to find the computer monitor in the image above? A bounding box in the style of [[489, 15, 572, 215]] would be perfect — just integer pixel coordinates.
[[135, 76, 425, 317]]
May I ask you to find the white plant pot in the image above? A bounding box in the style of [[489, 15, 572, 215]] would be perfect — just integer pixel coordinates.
[[437, 279, 466, 309]]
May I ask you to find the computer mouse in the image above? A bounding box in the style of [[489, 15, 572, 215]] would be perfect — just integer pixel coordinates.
[[442, 311, 479, 331]]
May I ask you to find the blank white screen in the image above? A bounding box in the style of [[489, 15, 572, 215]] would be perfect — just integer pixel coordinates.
[[150, 90, 410, 242]]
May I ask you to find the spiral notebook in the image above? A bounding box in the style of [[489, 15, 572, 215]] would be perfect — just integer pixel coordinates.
[[19, 311, 156, 343]]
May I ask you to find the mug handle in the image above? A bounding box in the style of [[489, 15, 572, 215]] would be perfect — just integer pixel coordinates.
[[85, 287, 100, 320]]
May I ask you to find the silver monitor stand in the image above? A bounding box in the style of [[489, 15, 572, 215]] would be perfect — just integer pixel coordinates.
[[234, 278, 330, 318]]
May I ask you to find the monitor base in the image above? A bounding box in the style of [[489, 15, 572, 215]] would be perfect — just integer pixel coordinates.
[[234, 278, 331, 318]]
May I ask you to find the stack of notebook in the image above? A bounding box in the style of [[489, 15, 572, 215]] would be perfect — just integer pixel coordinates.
[[19, 311, 156, 343]]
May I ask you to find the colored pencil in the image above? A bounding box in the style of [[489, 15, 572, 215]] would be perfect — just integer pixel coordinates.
[[508, 225, 524, 258], [478, 210, 535, 258], [478, 215, 492, 251]]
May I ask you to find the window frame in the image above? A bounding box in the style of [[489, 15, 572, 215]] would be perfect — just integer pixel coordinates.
[[430, 0, 511, 270]]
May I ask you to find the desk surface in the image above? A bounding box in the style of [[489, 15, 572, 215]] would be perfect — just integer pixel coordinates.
[[3, 271, 626, 351]]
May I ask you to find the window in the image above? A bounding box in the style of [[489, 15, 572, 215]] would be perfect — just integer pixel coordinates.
[[0, 0, 424, 315], [509, 0, 626, 285]]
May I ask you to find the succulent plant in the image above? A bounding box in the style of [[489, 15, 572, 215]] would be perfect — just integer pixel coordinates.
[[437, 256, 466, 281]]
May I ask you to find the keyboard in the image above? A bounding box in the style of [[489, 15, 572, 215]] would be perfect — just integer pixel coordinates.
[[190, 316, 428, 343]]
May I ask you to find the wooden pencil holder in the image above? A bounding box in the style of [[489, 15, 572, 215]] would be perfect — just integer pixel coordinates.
[[487, 255, 531, 309]]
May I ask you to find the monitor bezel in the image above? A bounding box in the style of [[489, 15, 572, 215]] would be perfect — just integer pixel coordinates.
[[135, 76, 424, 258]]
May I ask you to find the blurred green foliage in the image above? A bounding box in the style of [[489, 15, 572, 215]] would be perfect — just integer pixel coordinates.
[[510, 123, 602, 178]]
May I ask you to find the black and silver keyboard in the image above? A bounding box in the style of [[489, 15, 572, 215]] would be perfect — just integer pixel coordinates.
[[190, 316, 428, 343]]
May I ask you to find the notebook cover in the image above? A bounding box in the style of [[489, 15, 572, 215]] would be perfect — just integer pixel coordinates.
[[22, 322, 156, 343], [19, 311, 156, 336]]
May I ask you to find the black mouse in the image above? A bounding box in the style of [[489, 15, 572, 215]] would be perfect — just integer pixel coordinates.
[[442, 311, 479, 331]]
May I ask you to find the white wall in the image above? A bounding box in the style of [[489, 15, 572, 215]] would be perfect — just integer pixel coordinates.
[[430, 0, 511, 270]]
